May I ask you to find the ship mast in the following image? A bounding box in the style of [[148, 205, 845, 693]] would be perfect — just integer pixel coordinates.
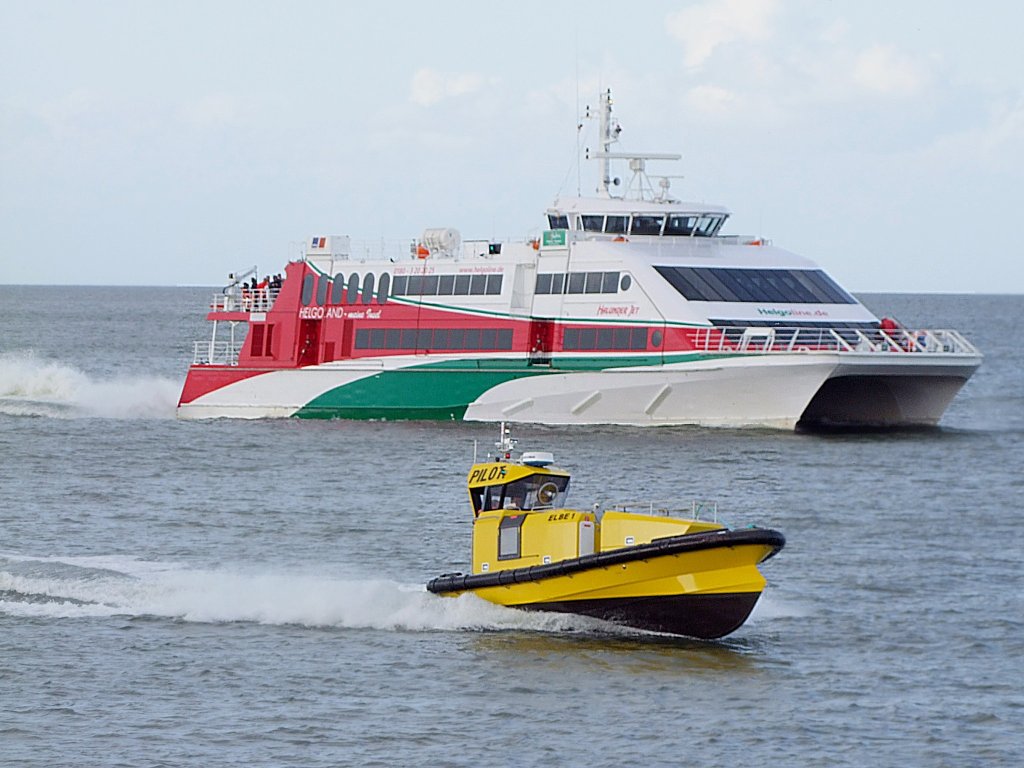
[[588, 88, 682, 201]]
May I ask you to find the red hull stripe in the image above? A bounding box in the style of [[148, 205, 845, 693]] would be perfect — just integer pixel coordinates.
[[178, 367, 271, 405]]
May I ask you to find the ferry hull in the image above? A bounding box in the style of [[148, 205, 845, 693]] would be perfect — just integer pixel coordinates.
[[177, 350, 978, 429], [427, 529, 784, 639]]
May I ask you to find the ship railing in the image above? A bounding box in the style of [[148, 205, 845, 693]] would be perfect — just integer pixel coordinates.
[[209, 287, 280, 313], [192, 340, 243, 366], [604, 500, 719, 522], [690, 326, 979, 356]]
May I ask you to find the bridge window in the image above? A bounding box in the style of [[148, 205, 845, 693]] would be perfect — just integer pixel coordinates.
[[547, 214, 569, 230], [580, 215, 604, 232], [605, 216, 628, 234], [630, 215, 665, 235]]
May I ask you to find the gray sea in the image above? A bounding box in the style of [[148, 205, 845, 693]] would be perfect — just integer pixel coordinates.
[[1, 286, 1021, 767]]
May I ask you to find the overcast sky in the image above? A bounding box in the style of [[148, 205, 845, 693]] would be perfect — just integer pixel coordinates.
[[2, 1, 1022, 292]]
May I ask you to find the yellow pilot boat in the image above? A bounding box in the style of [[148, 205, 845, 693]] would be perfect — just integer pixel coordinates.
[[427, 426, 785, 639]]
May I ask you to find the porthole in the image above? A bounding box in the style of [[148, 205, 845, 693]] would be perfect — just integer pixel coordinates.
[[651, 330, 664, 348], [620, 274, 632, 291]]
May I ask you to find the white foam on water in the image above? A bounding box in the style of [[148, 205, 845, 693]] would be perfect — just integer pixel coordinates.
[[747, 589, 809, 622], [0, 553, 589, 633], [0, 351, 179, 419]]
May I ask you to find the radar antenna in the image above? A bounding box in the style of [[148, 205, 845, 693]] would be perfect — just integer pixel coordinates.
[[584, 88, 682, 201]]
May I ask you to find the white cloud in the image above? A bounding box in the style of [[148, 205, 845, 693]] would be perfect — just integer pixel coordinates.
[[665, 0, 780, 68], [852, 44, 928, 95], [410, 68, 484, 107], [685, 84, 739, 114]]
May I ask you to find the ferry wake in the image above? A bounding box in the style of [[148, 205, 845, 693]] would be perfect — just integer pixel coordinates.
[[177, 90, 981, 429]]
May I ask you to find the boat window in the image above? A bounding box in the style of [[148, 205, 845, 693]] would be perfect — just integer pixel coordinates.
[[407, 275, 423, 295], [485, 274, 503, 295], [695, 216, 718, 236], [330, 273, 346, 304], [454, 274, 471, 295], [377, 273, 390, 304], [300, 274, 315, 306], [547, 214, 569, 230], [536, 273, 553, 294], [346, 273, 360, 304], [567, 273, 586, 294], [361, 273, 375, 304], [385, 329, 401, 349], [654, 266, 857, 304], [605, 215, 628, 234], [401, 329, 417, 348], [630, 215, 665, 235], [584, 272, 604, 294], [581, 215, 604, 232], [498, 515, 524, 559], [355, 328, 369, 348], [665, 215, 697, 236], [464, 329, 481, 349], [438, 274, 455, 295], [392, 275, 408, 296], [421, 275, 439, 295], [417, 328, 432, 349], [469, 275, 487, 295], [563, 327, 649, 351], [497, 474, 571, 512], [550, 273, 565, 294], [619, 274, 632, 291], [601, 271, 620, 293], [316, 275, 329, 306], [370, 328, 385, 347]]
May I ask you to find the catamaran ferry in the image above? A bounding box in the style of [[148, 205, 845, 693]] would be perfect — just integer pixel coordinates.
[[177, 90, 981, 429]]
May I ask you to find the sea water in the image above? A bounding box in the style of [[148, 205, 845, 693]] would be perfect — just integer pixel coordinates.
[[1, 286, 1021, 767]]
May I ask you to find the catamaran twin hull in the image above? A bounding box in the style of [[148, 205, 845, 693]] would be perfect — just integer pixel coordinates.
[[177, 349, 977, 429]]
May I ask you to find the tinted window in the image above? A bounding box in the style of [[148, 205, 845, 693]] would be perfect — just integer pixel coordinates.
[[620, 274, 632, 291], [550, 273, 565, 294], [346, 273, 360, 304], [654, 266, 857, 304], [438, 274, 455, 295], [584, 272, 603, 294], [631, 215, 664, 235], [602, 272, 620, 293], [391, 275, 408, 295], [422, 275, 439, 295], [581, 215, 603, 232], [548, 214, 569, 229], [469, 275, 487, 295], [369, 328, 385, 347], [567, 273, 586, 294], [377, 273, 390, 304], [605, 216, 627, 234], [355, 328, 369, 348], [301, 274, 315, 306], [665, 215, 696, 236], [331, 273, 346, 304], [497, 329, 513, 350], [361, 273, 375, 304], [316, 275, 329, 305], [536, 273, 553, 294], [454, 275, 471, 295], [485, 274, 502, 295]]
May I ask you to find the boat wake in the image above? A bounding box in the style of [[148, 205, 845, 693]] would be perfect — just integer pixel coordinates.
[[0, 352, 179, 419], [0, 553, 604, 634]]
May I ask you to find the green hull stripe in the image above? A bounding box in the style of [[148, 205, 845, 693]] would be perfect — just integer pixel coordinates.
[[293, 352, 741, 420]]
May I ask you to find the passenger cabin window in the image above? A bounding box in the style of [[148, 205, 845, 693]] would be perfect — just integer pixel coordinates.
[[346, 273, 360, 304], [655, 266, 857, 304], [300, 274, 315, 306], [330, 273, 346, 304], [377, 273, 390, 304], [361, 273, 375, 304]]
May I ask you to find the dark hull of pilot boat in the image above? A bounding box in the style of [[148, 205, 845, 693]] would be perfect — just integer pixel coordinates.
[[520, 591, 764, 640]]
